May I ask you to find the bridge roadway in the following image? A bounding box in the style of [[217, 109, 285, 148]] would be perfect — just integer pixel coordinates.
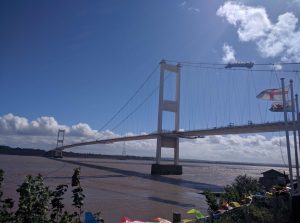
[[56, 121, 297, 151]]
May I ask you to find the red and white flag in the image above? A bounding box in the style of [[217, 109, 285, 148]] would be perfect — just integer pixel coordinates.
[[269, 101, 293, 112], [256, 87, 289, 101]]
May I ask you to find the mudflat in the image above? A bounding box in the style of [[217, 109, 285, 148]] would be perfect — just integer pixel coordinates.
[[0, 154, 287, 222]]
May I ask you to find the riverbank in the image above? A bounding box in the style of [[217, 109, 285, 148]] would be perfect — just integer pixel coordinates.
[[0, 154, 290, 222]]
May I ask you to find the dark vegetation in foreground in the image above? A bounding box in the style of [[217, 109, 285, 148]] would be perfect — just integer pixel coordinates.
[[200, 175, 292, 223], [0, 168, 103, 223]]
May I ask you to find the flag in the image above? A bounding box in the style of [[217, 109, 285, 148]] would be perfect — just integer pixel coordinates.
[[269, 101, 293, 112], [256, 87, 289, 101]]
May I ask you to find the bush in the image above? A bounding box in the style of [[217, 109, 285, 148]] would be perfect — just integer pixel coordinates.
[[0, 169, 14, 223], [16, 174, 50, 222], [0, 168, 100, 223], [222, 174, 262, 203], [203, 191, 218, 212], [215, 207, 248, 223], [205, 174, 291, 223]]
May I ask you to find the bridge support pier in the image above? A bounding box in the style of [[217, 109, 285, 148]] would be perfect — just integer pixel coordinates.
[[151, 60, 182, 175], [54, 150, 63, 158], [151, 164, 182, 175]]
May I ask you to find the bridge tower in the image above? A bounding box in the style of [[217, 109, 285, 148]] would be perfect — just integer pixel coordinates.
[[151, 60, 182, 175], [54, 129, 65, 158]]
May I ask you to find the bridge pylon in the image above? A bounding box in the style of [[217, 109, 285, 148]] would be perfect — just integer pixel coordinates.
[[54, 129, 65, 158], [151, 60, 182, 175]]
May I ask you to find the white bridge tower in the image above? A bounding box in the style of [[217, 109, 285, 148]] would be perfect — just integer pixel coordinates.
[[151, 60, 182, 175], [54, 129, 65, 158]]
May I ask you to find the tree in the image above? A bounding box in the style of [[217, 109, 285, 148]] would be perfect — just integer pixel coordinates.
[[0, 169, 14, 222], [71, 167, 85, 222], [0, 168, 94, 223], [203, 191, 218, 212], [222, 175, 262, 202], [50, 184, 74, 223], [16, 174, 50, 223]]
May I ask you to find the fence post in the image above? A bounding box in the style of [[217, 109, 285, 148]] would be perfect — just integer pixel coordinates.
[[173, 212, 181, 223]]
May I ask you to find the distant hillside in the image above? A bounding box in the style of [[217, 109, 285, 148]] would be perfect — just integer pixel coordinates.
[[0, 145, 154, 161], [0, 145, 46, 156], [0, 145, 285, 168]]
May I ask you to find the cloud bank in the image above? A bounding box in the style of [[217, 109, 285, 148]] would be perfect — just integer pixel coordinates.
[[217, 1, 300, 62], [0, 113, 293, 164]]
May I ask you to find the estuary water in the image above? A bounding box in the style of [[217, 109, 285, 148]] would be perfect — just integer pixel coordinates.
[[0, 155, 289, 222]]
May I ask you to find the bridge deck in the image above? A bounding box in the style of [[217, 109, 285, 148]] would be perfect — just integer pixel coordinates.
[[55, 121, 297, 151]]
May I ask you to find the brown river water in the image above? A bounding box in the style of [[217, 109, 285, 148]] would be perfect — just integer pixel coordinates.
[[0, 155, 289, 222]]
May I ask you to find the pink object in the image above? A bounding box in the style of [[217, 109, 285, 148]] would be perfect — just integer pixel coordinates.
[[120, 216, 155, 223]]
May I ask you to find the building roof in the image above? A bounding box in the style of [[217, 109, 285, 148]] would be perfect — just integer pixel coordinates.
[[261, 169, 285, 176]]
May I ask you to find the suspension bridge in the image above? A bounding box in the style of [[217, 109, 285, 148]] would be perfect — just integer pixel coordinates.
[[52, 60, 300, 175]]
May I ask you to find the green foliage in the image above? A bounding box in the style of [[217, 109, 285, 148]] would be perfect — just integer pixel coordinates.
[[203, 191, 218, 212], [248, 205, 273, 223], [207, 174, 291, 223], [222, 185, 240, 203], [0, 169, 15, 222], [72, 168, 81, 187], [16, 174, 50, 223], [50, 184, 74, 223], [215, 207, 248, 223], [222, 174, 262, 203], [186, 208, 205, 220], [251, 193, 291, 223], [215, 199, 290, 223], [71, 167, 85, 222], [0, 168, 93, 223]]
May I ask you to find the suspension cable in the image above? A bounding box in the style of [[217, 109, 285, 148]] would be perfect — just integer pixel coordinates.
[[110, 73, 173, 132], [98, 64, 160, 131], [110, 85, 159, 132]]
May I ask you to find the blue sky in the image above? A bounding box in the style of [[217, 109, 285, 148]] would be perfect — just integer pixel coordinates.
[[1, 1, 300, 163]]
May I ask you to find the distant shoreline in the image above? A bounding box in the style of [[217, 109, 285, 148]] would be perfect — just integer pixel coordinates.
[[0, 144, 288, 168]]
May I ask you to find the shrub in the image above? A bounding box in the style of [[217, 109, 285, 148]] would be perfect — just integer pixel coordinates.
[[0, 169, 14, 222], [71, 167, 85, 222], [203, 191, 218, 212], [15, 174, 50, 222], [50, 184, 74, 223], [0, 168, 93, 223], [222, 174, 262, 203], [207, 174, 291, 223]]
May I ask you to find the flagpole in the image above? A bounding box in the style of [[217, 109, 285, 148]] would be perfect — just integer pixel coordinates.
[[281, 78, 294, 194], [290, 80, 300, 194], [295, 94, 300, 185]]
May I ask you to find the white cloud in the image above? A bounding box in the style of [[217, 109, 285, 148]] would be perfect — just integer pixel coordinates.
[[0, 113, 67, 136], [188, 7, 200, 13], [217, 1, 300, 62], [222, 43, 236, 63], [0, 113, 113, 139], [179, 1, 200, 13], [272, 64, 283, 70], [180, 1, 186, 7], [179, 134, 289, 164], [291, 0, 300, 6], [0, 113, 292, 164], [217, 2, 271, 41], [69, 123, 97, 137]]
